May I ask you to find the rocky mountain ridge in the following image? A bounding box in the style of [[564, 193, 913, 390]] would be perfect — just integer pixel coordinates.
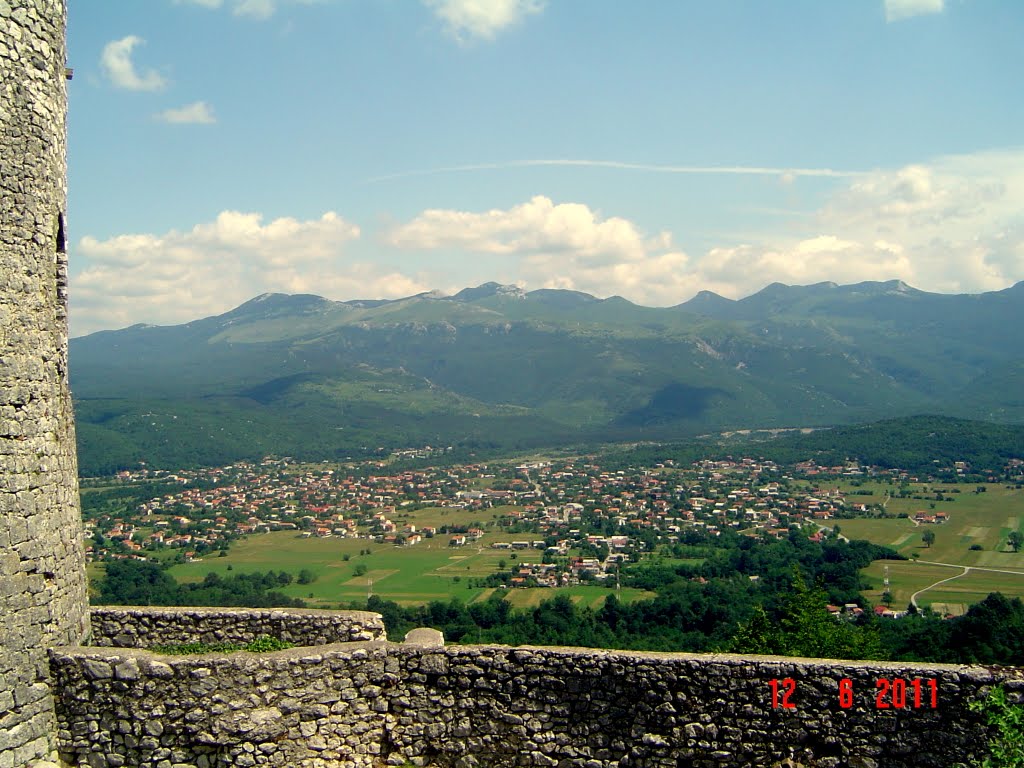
[[69, 279, 1024, 473]]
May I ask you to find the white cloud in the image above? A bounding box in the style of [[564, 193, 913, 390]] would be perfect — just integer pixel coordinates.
[[100, 36, 166, 91], [807, 149, 1024, 293], [234, 0, 276, 19], [884, 0, 945, 22], [71, 150, 1024, 334], [155, 101, 217, 124], [694, 239, 915, 299], [368, 159, 866, 184], [690, 149, 1024, 299], [424, 0, 544, 42], [386, 147, 1024, 305], [392, 196, 651, 261], [71, 211, 426, 336], [175, 0, 328, 20], [388, 194, 913, 305], [390, 195, 697, 304]]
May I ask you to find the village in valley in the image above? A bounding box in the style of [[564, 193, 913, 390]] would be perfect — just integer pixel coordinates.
[[83, 454, 848, 560], [81, 446, 1024, 616]]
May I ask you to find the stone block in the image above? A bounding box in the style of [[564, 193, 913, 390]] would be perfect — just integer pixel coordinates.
[[404, 628, 444, 648]]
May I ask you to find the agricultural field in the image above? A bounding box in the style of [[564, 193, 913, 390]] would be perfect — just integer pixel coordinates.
[[165, 502, 655, 610], [829, 481, 1024, 612], [498, 585, 654, 610]]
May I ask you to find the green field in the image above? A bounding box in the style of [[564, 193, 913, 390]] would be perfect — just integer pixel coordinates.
[[382, 505, 518, 529], [499, 584, 653, 609], [166, 521, 654, 610], [833, 482, 1024, 611]]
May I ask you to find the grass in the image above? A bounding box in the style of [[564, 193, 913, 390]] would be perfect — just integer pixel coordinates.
[[160, 501, 658, 610], [860, 561, 955, 609], [169, 532, 492, 606], [501, 585, 654, 610], [834, 482, 1024, 610], [384, 505, 514, 529]]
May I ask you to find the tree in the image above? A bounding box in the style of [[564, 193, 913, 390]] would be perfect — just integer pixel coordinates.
[[922, 530, 936, 548], [353, 564, 368, 577], [949, 593, 1024, 666], [729, 569, 887, 661], [1008, 531, 1023, 553], [97, 560, 180, 605], [297, 568, 316, 585]]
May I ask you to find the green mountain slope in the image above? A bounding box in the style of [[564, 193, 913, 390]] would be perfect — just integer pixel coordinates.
[[677, 279, 1024, 399], [69, 280, 1024, 474]]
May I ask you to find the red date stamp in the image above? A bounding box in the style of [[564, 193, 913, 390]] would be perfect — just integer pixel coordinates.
[[769, 677, 938, 710]]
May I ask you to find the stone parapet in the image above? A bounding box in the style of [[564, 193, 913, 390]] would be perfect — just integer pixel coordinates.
[[50, 639, 1024, 768], [89, 606, 387, 648], [52, 642, 393, 768]]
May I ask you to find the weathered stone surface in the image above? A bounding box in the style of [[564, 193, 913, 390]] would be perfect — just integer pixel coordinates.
[[1, 1, 91, 766], [45, 619, 1024, 768], [404, 628, 444, 648], [88, 606, 386, 648]]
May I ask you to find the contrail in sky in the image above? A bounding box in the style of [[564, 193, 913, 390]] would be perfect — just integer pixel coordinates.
[[366, 159, 869, 183]]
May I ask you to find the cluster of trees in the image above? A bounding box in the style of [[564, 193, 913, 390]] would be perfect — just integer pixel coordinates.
[[602, 416, 1024, 482], [94, 528, 1024, 666], [355, 533, 902, 656], [95, 560, 305, 608], [359, 530, 1024, 665], [364, 580, 1024, 666], [882, 593, 1024, 666], [730, 572, 886, 660], [760, 416, 1024, 479]]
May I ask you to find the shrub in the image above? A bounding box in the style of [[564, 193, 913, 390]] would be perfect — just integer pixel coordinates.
[[967, 686, 1024, 768], [152, 635, 294, 655]]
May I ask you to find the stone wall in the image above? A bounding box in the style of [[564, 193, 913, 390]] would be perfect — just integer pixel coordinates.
[[89, 606, 387, 648], [52, 642, 394, 768], [0, 1, 91, 766], [50, 636, 1024, 768]]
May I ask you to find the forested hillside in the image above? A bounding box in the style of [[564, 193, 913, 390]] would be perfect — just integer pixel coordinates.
[[71, 280, 1024, 475]]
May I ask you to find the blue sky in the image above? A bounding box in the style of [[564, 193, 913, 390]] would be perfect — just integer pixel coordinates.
[[66, 0, 1024, 335]]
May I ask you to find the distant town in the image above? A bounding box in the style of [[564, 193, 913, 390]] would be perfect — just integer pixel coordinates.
[[82, 447, 1024, 617]]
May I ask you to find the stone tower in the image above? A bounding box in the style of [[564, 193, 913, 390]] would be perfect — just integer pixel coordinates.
[[1, 1, 91, 766]]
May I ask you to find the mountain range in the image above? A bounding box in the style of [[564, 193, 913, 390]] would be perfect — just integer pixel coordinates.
[[69, 279, 1024, 475]]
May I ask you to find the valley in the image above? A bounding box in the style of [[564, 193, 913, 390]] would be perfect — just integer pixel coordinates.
[[84, 429, 1024, 616], [72, 281, 1024, 662]]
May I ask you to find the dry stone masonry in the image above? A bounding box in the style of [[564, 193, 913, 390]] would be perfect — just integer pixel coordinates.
[[1, 1, 91, 766], [47, 617, 1024, 768], [2, 3, 1024, 768], [89, 607, 387, 649]]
